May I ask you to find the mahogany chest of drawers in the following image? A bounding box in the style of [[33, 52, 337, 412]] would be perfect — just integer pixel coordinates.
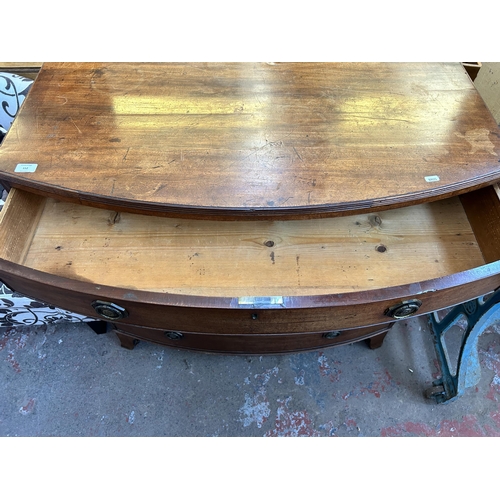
[[1, 63, 499, 354]]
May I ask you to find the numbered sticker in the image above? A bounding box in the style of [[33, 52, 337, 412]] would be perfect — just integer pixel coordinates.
[[15, 163, 38, 173], [425, 175, 440, 182]]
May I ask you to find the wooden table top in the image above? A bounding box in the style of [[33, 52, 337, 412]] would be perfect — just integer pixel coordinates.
[[1, 62, 499, 219]]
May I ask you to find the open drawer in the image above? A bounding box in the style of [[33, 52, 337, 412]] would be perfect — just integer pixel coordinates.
[[1, 186, 500, 350]]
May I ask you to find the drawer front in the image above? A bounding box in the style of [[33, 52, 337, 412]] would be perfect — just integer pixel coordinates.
[[114, 323, 392, 354], [1, 260, 500, 335], [2, 186, 500, 340]]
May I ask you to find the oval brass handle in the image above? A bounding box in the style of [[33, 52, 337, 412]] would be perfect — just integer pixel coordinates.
[[91, 300, 128, 320], [165, 331, 184, 340], [384, 299, 422, 319]]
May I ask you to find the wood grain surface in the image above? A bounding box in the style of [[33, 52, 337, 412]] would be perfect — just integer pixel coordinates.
[[6, 190, 486, 297], [1, 62, 499, 219], [0, 188, 46, 264]]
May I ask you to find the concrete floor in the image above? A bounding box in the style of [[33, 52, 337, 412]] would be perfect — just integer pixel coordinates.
[[1, 313, 500, 437]]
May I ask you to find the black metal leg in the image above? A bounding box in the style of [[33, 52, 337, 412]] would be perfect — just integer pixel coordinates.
[[427, 288, 500, 403]]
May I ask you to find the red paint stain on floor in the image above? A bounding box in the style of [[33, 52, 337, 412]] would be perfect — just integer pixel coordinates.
[[2, 332, 29, 373], [381, 414, 491, 437], [482, 411, 500, 435], [317, 352, 341, 382], [19, 398, 36, 415], [13, 334, 28, 349], [342, 369, 397, 400], [344, 419, 359, 432], [486, 386, 497, 401], [265, 397, 320, 437], [6, 352, 21, 373], [318, 353, 330, 377]]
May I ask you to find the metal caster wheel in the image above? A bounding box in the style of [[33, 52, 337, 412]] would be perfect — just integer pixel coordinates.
[[425, 384, 445, 400]]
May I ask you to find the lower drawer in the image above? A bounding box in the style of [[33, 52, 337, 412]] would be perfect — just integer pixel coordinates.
[[114, 323, 392, 354]]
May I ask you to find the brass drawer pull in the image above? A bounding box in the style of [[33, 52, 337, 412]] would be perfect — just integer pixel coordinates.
[[384, 299, 422, 319], [323, 331, 341, 339], [91, 300, 128, 320], [165, 331, 184, 340]]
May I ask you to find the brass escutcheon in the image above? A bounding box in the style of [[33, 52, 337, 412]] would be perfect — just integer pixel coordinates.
[[384, 299, 422, 319], [91, 300, 128, 320]]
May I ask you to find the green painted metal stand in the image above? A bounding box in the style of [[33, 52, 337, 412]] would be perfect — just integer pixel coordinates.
[[427, 288, 500, 404]]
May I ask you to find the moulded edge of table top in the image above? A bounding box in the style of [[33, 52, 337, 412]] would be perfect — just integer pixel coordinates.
[[1, 62, 500, 220]]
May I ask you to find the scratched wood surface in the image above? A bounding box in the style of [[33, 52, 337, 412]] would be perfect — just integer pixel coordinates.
[[7, 192, 483, 297], [0, 62, 499, 219]]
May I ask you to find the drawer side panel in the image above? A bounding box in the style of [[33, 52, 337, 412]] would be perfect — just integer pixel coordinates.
[[460, 185, 500, 264], [0, 188, 46, 265]]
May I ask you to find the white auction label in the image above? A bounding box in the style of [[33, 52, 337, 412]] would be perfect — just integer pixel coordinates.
[[238, 296, 284, 306], [424, 175, 440, 182], [15, 163, 38, 173]]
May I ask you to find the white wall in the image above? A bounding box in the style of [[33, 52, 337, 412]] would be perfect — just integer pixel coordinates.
[[475, 62, 500, 125]]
